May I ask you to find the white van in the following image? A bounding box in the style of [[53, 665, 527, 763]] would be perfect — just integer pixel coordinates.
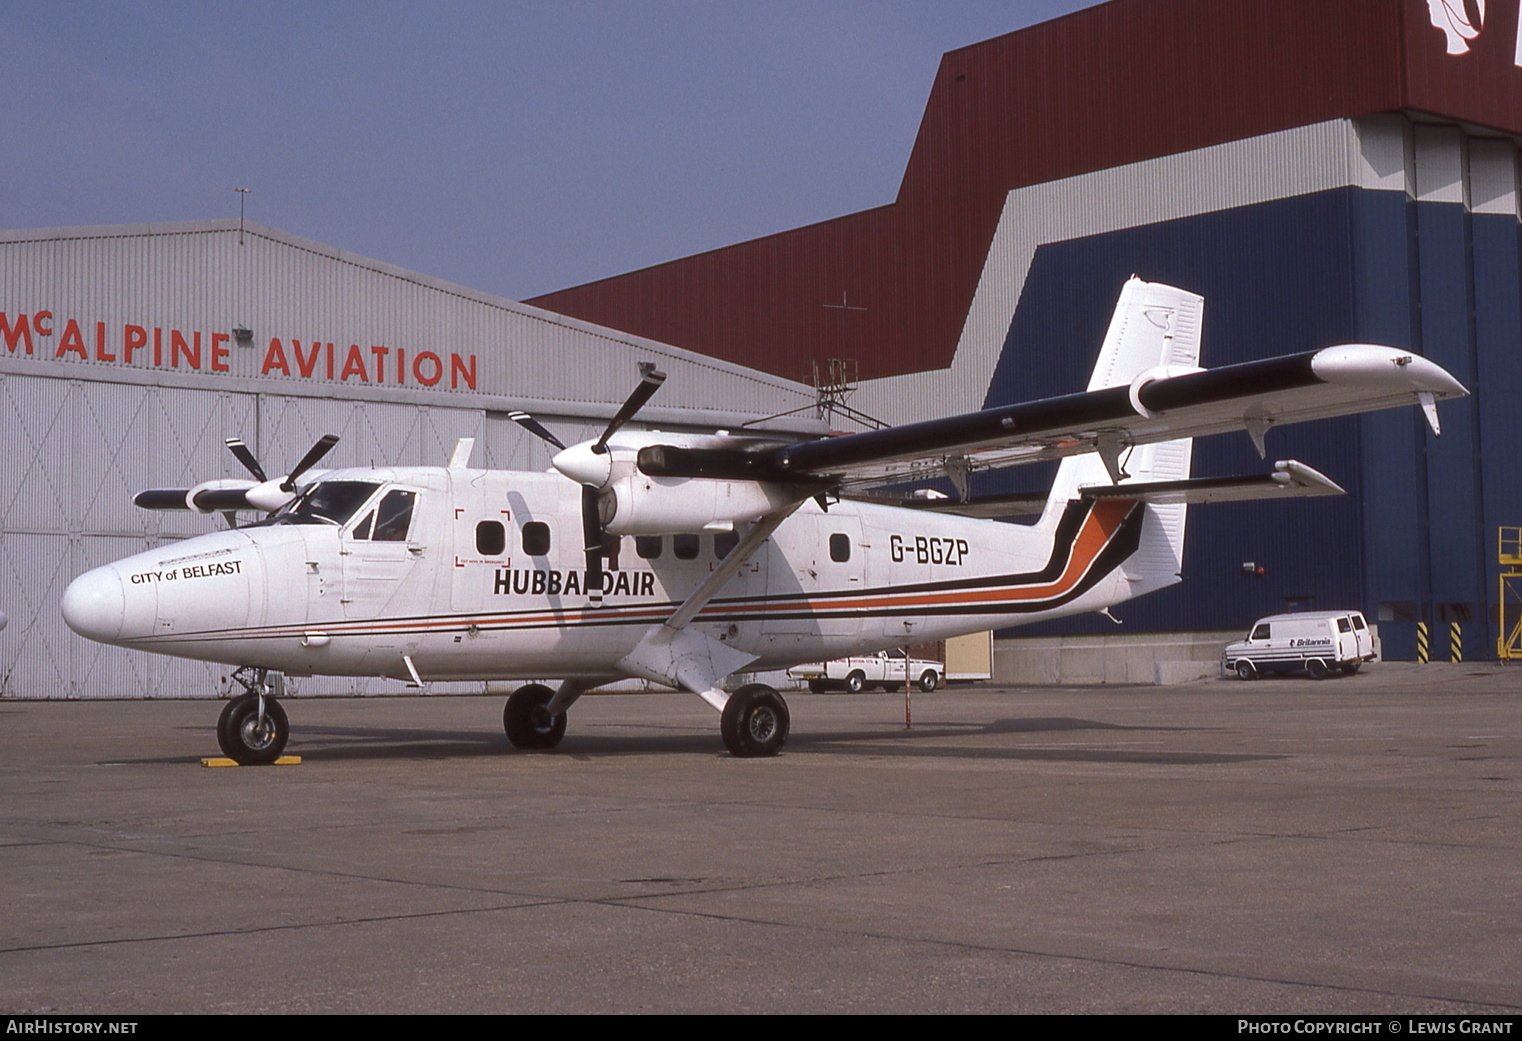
[[1222, 610, 1375, 680]]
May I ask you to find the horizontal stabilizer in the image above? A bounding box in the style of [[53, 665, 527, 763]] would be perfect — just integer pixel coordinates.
[[1080, 458, 1344, 505], [871, 459, 1344, 518]]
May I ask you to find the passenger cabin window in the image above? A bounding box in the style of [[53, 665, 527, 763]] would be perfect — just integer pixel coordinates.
[[673, 533, 699, 560], [522, 521, 551, 556], [1251, 624, 1271, 640], [714, 530, 739, 559], [476, 520, 506, 556], [829, 533, 851, 563], [635, 535, 662, 560]]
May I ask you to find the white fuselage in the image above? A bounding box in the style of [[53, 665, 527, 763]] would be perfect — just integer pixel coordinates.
[[62, 465, 1160, 684]]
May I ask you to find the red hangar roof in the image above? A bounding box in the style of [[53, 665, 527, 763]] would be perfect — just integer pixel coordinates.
[[526, 0, 1522, 384]]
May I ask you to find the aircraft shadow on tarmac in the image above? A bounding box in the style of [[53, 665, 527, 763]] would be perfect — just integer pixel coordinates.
[[131, 714, 1282, 766]]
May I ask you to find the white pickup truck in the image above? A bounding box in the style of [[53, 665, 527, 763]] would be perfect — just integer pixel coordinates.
[[788, 650, 944, 693]]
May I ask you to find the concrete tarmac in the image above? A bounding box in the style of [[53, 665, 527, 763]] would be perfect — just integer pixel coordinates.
[[2, 664, 1519, 1014]]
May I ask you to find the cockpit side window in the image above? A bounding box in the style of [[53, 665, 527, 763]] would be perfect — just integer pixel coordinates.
[[372, 490, 416, 541], [287, 481, 380, 525]]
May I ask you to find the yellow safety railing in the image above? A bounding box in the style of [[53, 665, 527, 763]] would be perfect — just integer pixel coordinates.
[[1499, 527, 1522, 660]]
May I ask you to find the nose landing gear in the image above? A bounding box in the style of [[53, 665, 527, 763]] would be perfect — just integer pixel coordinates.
[[217, 667, 290, 764]]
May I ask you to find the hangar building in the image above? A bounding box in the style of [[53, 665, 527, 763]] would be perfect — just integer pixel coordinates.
[[0, 220, 819, 698], [528, 0, 1522, 663]]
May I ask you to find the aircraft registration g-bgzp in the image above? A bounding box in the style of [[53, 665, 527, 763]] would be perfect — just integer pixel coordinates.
[[60, 279, 1466, 762]]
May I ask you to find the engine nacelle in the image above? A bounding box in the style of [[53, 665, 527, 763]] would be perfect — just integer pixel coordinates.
[[185, 479, 258, 513], [599, 474, 804, 536]]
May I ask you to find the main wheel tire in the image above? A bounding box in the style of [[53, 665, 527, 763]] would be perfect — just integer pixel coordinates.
[[720, 684, 790, 758], [216, 694, 289, 765], [503, 684, 566, 750], [844, 670, 866, 694], [918, 670, 939, 693], [1306, 658, 1330, 681], [1235, 660, 1256, 681]]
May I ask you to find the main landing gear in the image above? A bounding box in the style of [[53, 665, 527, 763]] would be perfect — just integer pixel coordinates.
[[217, 667, 289, 765], [720, 684, 790, 758], [501, 681, 792, 757], [503, 684, 567, 750]]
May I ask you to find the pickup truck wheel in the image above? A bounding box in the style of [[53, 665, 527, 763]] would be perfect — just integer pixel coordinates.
[[1235, 660, 1256, 681], [1306, 659, 1329, 681], [845, 670, 866, 694], [917, 670, 939, 693]]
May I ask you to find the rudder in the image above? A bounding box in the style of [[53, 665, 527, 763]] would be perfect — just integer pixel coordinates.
[[1039, 278, 1203, 534]]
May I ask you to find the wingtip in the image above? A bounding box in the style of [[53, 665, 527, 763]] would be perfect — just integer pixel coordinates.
[[1310, 345, 1468, 398]]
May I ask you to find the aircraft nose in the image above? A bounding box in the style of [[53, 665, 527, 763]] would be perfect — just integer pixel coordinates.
[[61, 566, 126, 643]]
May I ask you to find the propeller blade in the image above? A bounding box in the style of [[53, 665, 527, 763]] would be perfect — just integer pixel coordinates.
[[224, 438, 268, 483], [592, 364, 666, 453], [581, 485, 605, 605], [507, 411, 567, 451], [281, 434, 340, 491]]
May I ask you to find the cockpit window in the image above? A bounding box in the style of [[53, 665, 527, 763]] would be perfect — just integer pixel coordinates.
[[276, 481, 380, 526], [372, 490, 415, 541]]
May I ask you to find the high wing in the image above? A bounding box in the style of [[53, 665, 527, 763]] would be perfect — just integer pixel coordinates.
[[637, 278, 1466, 493], [757, 345, 1464, 491]]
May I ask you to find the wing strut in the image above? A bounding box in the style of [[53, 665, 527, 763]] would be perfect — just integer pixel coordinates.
[[616, 501, 805, 709]]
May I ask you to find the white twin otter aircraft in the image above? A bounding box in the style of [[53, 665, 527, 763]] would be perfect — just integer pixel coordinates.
[[61, 279, 1466, 762]]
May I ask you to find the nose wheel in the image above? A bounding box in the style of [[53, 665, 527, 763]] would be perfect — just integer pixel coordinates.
[[217, 693, 289, 764], [216, 667, 289, 764]]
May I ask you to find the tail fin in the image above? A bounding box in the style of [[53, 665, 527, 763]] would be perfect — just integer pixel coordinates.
[[1038, 278, 1202, 595]]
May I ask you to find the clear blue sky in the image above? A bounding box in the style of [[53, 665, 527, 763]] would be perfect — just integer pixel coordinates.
[[4, 1, 1103, 301]]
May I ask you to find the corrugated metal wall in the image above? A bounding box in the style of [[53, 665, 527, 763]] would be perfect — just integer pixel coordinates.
[[0, 221, 819, 699], [0, 373, 543, 699], [0, 221, 819, 429], [952, 118, 1518, 657]]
